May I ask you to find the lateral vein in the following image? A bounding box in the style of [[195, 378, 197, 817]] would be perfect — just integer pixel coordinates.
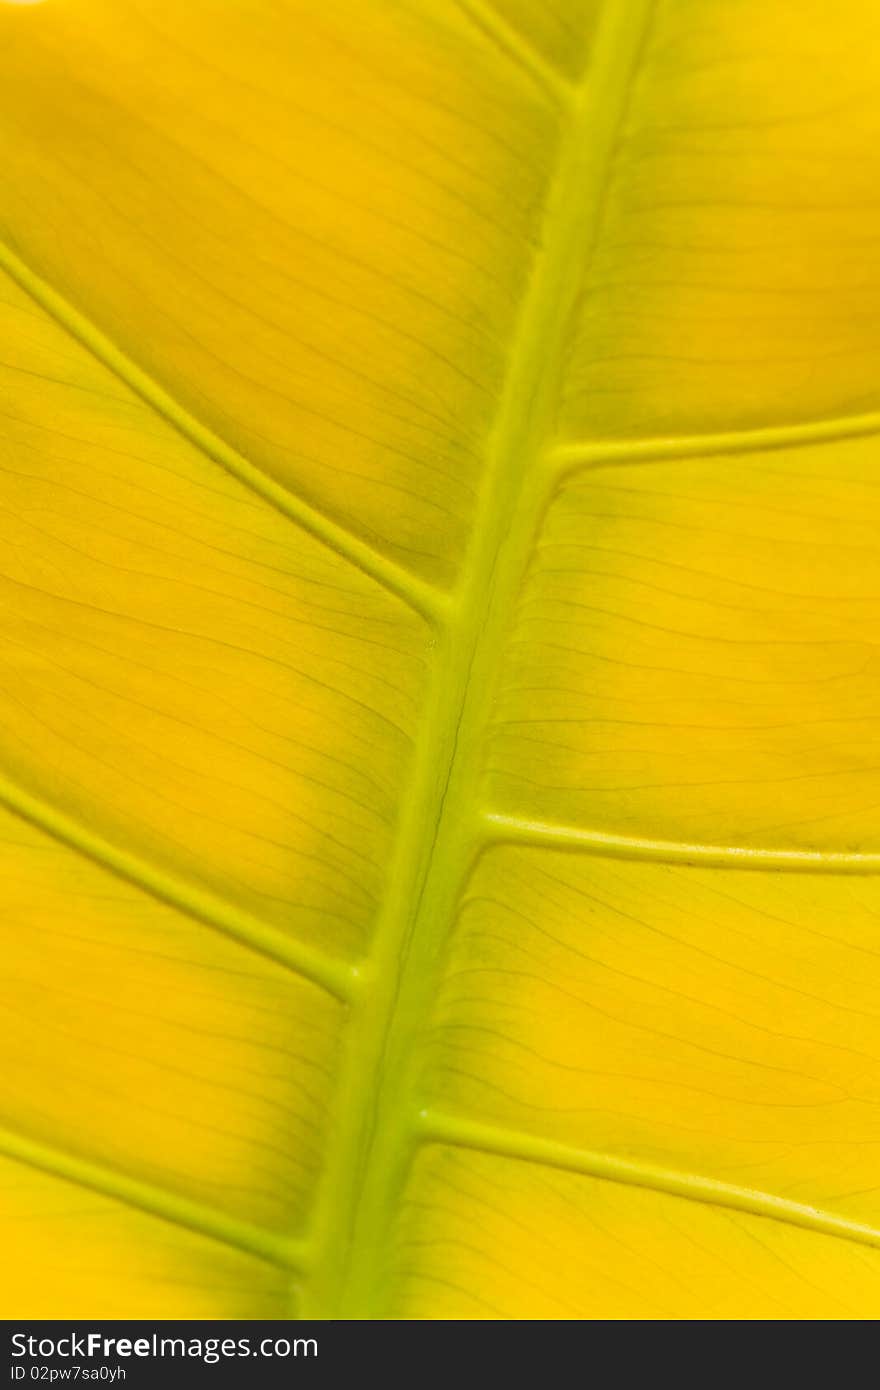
[[0, 1121, 305, 1271], [0, 238, 445, 625], [419, 1111, 880, 1256], [454, 0, 573, 104], [482, 812, 880, 873], [0, 770, 356, 1002], [548, 408, 880, 475]]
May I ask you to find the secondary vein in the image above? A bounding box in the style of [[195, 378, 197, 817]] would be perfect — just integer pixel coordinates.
[[419, 1111, 880, 1257], [482, 812, 880, 873], [0, 238, 445, 625], [0, 770, 355, 1002], [549, 407, 880, 474], [0, 1121, 303, 1271], [454, 0, 573, 105]]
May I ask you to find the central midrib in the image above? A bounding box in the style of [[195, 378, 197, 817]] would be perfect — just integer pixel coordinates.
[[303, 0, 655, 1319]]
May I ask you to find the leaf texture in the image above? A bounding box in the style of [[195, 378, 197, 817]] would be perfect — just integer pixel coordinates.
[[1, 0, 880, 1320]]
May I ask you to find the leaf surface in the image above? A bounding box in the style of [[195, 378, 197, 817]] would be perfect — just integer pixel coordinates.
[[1, 0, 880, 1320]]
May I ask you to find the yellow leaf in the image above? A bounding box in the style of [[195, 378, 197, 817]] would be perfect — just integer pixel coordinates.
[[0, 0, 879, 1320]]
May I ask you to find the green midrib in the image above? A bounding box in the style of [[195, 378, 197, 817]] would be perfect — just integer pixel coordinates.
[[303, 0, 656, 1320]]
